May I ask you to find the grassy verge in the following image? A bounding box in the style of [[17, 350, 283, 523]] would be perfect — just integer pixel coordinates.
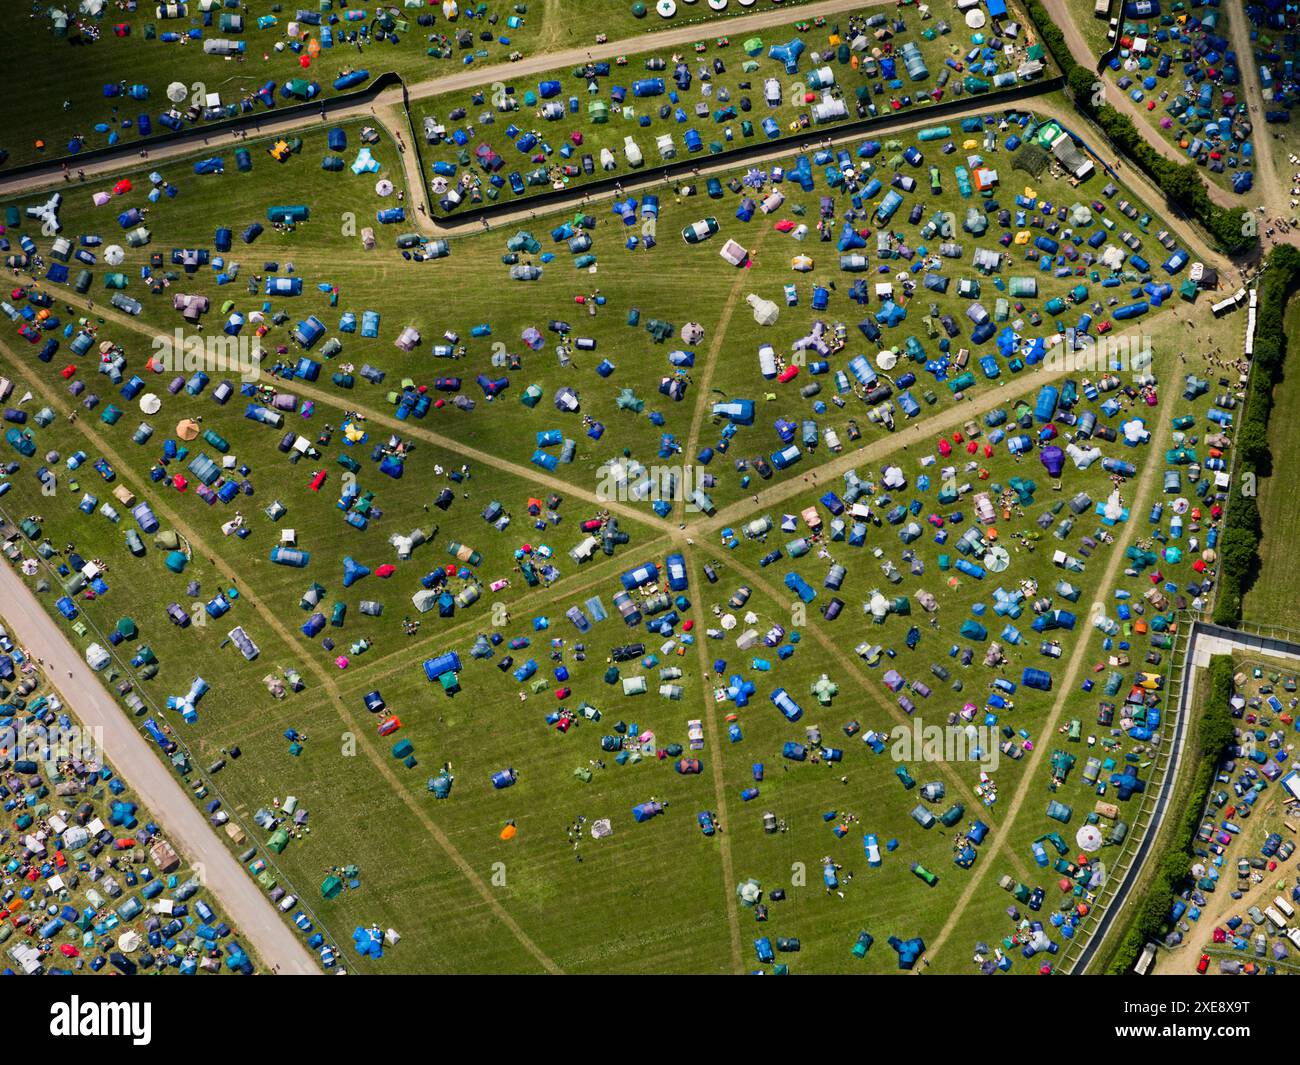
[[1243, 294, 1300, 626], [1098, 652, 1234, 974], [1220, 246, 1300, 624]]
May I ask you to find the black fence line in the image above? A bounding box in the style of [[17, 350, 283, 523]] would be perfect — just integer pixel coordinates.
[[4, 66, 1067, 236], [423, 74, 1066, 231], [0, 71, 406, 183]]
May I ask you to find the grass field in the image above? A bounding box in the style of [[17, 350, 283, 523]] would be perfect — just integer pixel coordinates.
[[1242, 295, 1300, 628], [1, 0, 818, 173], [1072, 0, 1114, 63], [1, 104, 1183, 521], [414, 1, 1055, 214], [705, 309, 1243, 971], [0, 35, 1247, 972], [1099, 3, 1248, 195]]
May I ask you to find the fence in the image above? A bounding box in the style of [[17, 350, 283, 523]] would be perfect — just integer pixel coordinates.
[[421, 77, 1065, 230], [1063, 616, 1300, 972], [0, 71, 406, 183]]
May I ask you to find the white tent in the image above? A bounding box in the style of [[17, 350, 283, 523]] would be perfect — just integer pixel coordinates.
[[746, 293, 779, 325], [1076, 825, 1103, 853], [984, 545, 1011, 572], [719, 239, 749, 267]]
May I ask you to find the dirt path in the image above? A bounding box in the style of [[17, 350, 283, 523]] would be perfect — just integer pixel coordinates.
[[15, 283, 675, 540], [922, 400, 1179, 965], [1152, 862, 1284, 974], [341, 534, 672, 688], [695, 314, 1179, 540], [1039, 0, 1237, 211], [0, 0, 880, 202], [685, 550, 745, 974], [680, 225, 773, 516], [1220, 0, 1297, 250], [0, 337, 566, 975], [1040, 0, 1295, 260], [714, 550, 1035, 885]]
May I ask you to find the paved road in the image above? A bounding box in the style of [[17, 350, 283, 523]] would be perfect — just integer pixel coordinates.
[[0, 558, 319, 975]]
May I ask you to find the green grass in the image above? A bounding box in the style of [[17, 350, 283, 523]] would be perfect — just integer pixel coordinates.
[[1242, 295, 1300, 627], [1074, 0, 1115, 63], [2, 102, 1177, 521], [415, 1, 1055, 214], [1, 0, 817, 172], [0, 82, 1231, 972], [927, 316, 1243, 969]]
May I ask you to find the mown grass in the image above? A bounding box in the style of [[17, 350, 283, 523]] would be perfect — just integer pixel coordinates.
[[413, 2, 1052, 213], [1, 0, 814, 171], [1241, 295, 1300, 628], [0, 86, 1224, 971]]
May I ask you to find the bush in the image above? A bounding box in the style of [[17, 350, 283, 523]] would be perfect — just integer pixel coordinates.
[[1215, 245, 1300, 624]]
